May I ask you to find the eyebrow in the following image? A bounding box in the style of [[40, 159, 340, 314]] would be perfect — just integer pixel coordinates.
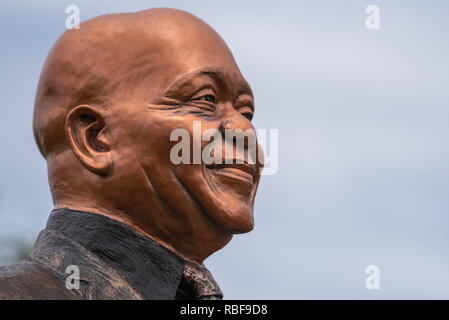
[[163, 68, 254, 99]]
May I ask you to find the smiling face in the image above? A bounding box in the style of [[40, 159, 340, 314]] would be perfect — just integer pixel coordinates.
[[34, 8, 262, 263], [109, 13, 263, 237], [117, 68, 261, 231]]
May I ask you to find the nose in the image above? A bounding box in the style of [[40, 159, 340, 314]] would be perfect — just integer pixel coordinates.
[[217, 106, 259, 168], [219, 108, 256, 150]]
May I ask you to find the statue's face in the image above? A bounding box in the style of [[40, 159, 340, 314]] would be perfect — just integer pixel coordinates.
[[109, 27, 262, 236]]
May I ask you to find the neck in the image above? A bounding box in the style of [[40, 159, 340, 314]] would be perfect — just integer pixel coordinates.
[[54, 201, 232, 264], [48, 154, 233, 263]]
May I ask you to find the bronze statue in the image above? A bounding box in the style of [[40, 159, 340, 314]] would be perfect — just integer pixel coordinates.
[[0, 8, 262, 299]]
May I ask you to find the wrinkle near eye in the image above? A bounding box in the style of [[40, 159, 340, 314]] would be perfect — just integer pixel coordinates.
[[163, 71, 224, 101], [234, 94, 255, 113], [189, 88, 217, 103]]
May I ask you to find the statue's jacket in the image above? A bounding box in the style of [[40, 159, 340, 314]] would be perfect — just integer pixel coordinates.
[[0, 209, 223, 300]]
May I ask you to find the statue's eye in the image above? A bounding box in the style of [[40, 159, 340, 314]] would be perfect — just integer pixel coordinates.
[[201, 94, 216, 103], [237, 105, 254, 121], [241, 112, 253, 121], [190, 92, 216, 104]]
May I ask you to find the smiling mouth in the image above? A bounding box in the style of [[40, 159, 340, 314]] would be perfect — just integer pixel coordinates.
[[206, 162, 256, 183]]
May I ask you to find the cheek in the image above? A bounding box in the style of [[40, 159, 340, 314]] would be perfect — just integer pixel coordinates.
[[121, 115, 186, 160], [116, 108, 223, 168]]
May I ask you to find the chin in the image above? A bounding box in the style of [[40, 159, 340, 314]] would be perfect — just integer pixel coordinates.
[[172, 164, 258, 235], [200, 165, 257, 233], [229, 212, 254, 234], [207, 198, 255, 234]]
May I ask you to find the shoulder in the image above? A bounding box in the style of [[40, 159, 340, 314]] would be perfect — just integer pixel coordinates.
[[0, 260, 80, 300]]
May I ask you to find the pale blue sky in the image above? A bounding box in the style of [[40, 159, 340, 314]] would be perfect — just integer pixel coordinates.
[[0, 0, 448, 299]]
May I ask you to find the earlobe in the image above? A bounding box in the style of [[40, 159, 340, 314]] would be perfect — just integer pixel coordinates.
[[65, 105, 112, 176]]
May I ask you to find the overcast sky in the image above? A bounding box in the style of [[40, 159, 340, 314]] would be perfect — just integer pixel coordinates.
[[0, 0, 448, 299]]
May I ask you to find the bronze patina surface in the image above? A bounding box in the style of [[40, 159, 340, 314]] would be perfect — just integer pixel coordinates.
[[0, 8, 262, 299]]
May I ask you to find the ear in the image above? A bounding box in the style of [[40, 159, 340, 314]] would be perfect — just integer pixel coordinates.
[[65, 105, 112, 176]]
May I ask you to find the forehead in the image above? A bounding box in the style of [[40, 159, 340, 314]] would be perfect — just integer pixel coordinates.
[[72, 10, 251, 101], [134, 22, 251, 99]]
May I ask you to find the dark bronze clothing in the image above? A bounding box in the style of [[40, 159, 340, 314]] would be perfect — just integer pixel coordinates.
[[0, 209, 223, 300]]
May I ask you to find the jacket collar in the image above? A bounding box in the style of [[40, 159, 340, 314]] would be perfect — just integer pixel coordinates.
[[30, 208, 186, 299]]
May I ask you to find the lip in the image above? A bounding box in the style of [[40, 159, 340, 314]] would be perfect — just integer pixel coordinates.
[[206, 162, 256, 183]]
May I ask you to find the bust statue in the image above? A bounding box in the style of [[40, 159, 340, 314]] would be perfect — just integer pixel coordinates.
[[0, 8, 262, 299]]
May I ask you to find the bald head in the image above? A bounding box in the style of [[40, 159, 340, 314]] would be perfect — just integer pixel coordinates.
[[33, 8, 235, 157], [33, 8, 259, 263]]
